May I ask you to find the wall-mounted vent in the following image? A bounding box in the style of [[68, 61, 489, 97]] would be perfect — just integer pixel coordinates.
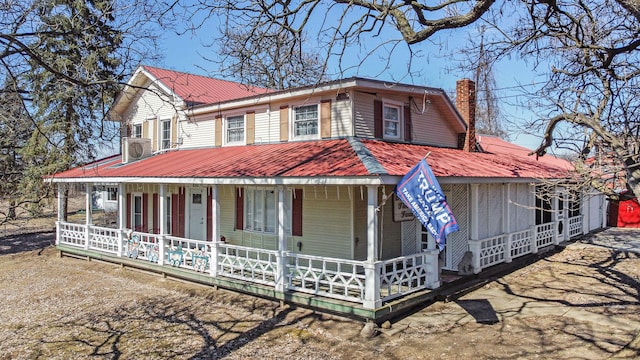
[[123, 137, 152, 163]]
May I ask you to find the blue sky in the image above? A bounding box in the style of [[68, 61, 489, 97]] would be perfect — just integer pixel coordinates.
[[155, 18, 550, 152]]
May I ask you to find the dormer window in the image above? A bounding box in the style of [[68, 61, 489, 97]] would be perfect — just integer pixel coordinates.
[[383, 104, 401, 139], [293, 104, 319, 139], [226, 115, 245, 145]]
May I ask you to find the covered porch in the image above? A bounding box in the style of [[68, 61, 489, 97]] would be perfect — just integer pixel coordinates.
[[55, 181, 442, 319]]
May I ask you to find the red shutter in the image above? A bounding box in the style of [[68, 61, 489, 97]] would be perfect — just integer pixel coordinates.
[[235, 187, 244, 230], [404, 105, 412, 142], [178, 188, 186, 237], [142, 193, 148, 232], [152, 193, 159, 234], [126, 193, 131, 229], [207, 188, 213, 241], [374, 99, 383, 138], [171, 193, 179, 236], [292, 189, 303, 236]]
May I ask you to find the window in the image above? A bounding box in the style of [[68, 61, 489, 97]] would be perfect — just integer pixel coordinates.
[[244, 189, 292, 234], [293, 104, 319, 139], [535, 185, 553, 225], [107, 187, 117, 202], [568, 190, 581, 218], [160, 119, 171, 150], [133, 194, 143, 231], [133, 124, 142, 138], [226, 115, 245, 144], [383, 104, 401, 139]]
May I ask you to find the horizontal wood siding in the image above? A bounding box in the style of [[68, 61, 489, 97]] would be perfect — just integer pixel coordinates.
[[218, 185, 237, 243], [253, 110, 275, 144], [353, 187, 367, 261], [122, 82, 175, 131], [296, 186, 352, 259], [380, 186, 402, 259], [353, 92, 376, 138], [180, 120, 216, 148], [332, 99, 353, 137], [411, 106, 459, 147]]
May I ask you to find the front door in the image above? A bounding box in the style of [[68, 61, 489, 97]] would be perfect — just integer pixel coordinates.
[[187, 188, 206, 240]]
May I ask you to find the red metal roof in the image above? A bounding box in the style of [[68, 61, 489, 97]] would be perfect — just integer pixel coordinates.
[[142, 66, 271, 105], [362, 138, 572, 179], [52, 138, 573, 181]]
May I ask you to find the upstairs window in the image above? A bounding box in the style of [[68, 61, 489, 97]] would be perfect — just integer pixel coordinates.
[[383, 104, 401, 139], [133, 124, 142, 138], [293, 104, 319, 139], [226, 115, 245, 144], [160, 119, 171, 150]]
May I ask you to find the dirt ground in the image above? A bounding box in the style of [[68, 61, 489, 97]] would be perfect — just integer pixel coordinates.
[[0, 227, 639, 359]]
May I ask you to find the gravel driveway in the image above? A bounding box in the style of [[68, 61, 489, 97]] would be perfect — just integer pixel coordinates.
[[0, 230, 639, 359]]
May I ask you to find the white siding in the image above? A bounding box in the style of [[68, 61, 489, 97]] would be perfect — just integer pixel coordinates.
[[180, 119, 215, 148], [332, 99, 353, 137], [254, 108, 278, 144], [123, 82, 175, 126], [353, 91, 376, 137], [411, 106, 459, 147]]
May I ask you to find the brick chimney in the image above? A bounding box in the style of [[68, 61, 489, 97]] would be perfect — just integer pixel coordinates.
[[456, 78, 477, 152]]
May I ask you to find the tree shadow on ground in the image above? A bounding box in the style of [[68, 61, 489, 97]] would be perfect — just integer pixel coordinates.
[[38, 294, 341, 359], [0, 231, 55, 255]]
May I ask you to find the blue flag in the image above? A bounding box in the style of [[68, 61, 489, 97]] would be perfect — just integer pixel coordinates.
[[395, 159, 459, 251]]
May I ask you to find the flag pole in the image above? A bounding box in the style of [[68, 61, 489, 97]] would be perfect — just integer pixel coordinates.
[[424, 151, 431, 159]]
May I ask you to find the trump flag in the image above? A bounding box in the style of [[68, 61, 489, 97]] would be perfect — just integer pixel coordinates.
[[395, 159, 458, 251]]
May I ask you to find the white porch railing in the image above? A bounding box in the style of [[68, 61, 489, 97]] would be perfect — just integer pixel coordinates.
[[218, 243, 279, 286], [89, 226, 119, 255], [469, 221, 565, 274], [287, 253, 366, 303], [58, 222, 87, 248], [379, 250, 440, 302], [165, 235, 211, 272], [57, 217, 581, 309], [568, 216, 583, 238]]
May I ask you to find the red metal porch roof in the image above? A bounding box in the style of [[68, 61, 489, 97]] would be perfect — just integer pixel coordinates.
[[52, 138, 573, 182]]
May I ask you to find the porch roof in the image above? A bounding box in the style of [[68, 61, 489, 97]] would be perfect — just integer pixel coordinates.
[[49, 137, 573, 184]]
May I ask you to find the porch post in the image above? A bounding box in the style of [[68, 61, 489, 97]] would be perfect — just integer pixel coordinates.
[[56, 183, 64, 245], [553, 187, 564, 244], [469, 184, 481, 273], [503, 184, 512, 263], [158, 184, 166, 266], [363, 185, 381, 309], [84, 183, 92, 250], [274, 186, 287, 292], [117, 183, 126, 257], [210, 185, 220, 278], [581, 189, 589, 235]]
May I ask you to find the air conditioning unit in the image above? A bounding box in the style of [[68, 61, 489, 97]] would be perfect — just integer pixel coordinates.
[[123, 137, 152, 163]]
